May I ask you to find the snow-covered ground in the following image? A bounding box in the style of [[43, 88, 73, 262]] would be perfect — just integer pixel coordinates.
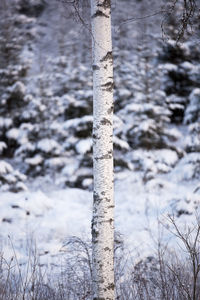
[[1, 153, 199, 268]]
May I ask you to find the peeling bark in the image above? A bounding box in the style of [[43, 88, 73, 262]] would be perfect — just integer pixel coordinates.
[[91, 0, 114, 299]]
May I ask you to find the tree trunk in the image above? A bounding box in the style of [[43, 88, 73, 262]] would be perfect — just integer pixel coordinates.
[[90, 0, 114, 299]]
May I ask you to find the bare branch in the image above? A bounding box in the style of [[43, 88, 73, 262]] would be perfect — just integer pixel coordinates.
[[162, 0, 198, 42]]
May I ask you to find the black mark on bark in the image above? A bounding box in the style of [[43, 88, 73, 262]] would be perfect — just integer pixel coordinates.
[[100, 51, 113, 62], [93, 133, 101, 140], [95, 150, 113, 160], [97, 0, 111, 9], [107, 283, 115, 290], [108, 205, 114, 209], [92, 64, 100, 71], [100, 117, 112, 126], [94, 191, 102, 204], [92, 10, 109, 18], [91, 218, 99, 240], [93, 125, 100, 131], [101, 81, 114, 92], [104, 247, 111, 251], [94, 191, 111, 204], [107, 105, 114, 114]]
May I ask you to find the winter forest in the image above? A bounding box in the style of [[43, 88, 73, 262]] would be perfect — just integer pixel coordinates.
[[0, 0, 200, 299]]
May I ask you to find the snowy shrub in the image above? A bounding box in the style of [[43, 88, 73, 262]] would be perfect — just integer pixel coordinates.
[[161, 61, 192, 97], [0, 142, 7, 154], [16, 0, 46, 17], [63, 115, 93, 138], [24, 155, 44, 176], [186, 123, 200, 153], [158, 40, 200, 127], [123, 101, 178, 150], [114, 87, 133, 111], [15, 142, 36, 158], [184, 88, 200, 124], [64, 166, 93, 190], [64, 94, 92, 119], [0, 0, 199, 191], [166, 94, 186, 123], [171, 153, 200, 181], [6, 128, 20, 141], [25, 155, 43, 167], [75, 138, 92, 155], [113, 136, 130, 152], [114, 157, 133, 173], [7, 81, 26, 102], [158, 40, 190, 64], [61, 160, 79, 178], [0, 118, 13, 130], [130, 149, 179, 182], [0, 161, 27, 192], [172, 193, 200, 217], [37, 138, 61, 155]]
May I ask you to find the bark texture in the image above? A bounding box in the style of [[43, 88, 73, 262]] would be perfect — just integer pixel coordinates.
[[91, 0, 114, 300]]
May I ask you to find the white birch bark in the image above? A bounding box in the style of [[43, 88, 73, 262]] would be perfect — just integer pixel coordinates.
[[90, 1, 114, 300]]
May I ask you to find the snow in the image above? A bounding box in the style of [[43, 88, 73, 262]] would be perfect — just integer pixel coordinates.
[[15, 142, 36, 156], [113, 136, 130, 151], [168, 153, 200, 182], [180, 61, 195, 71], [37, 138, 61, 153], [25, 155, 43, 166], [45, 157, 65, 168], [62, 161, 79, 177], [0, 117, 12, 129], [0, 161, 13, 174], [0, 188, 92, 264], [6, 128, 20, 140], [184, 88, 200, 124], [125, 103, 142, 113], [8, 81, 26, 97], [63, 116, 93, 130], [162, 63, 178, 72], [82, 178, 93, 188], [75, 138, 92, 154], [154, 149, 178, 167], [118, 88, 132, 99], [138, 119, 155, 132], [0, 161, 199, 266]]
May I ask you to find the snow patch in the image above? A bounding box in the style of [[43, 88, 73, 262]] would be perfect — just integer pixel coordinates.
[[37, 139, 61, 154], [75, 138, 92, 154], [25, 155, 43, 166], [6, 128, 20, 140]]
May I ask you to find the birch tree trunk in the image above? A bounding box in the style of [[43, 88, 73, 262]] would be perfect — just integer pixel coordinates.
[[90, 0, 114, 299]]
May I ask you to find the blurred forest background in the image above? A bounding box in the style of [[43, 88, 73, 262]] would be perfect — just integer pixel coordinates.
[[0, 0, 199, 193]]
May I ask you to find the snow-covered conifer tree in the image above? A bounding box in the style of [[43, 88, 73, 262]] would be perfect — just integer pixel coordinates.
[[90, 0, 114, 299]]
